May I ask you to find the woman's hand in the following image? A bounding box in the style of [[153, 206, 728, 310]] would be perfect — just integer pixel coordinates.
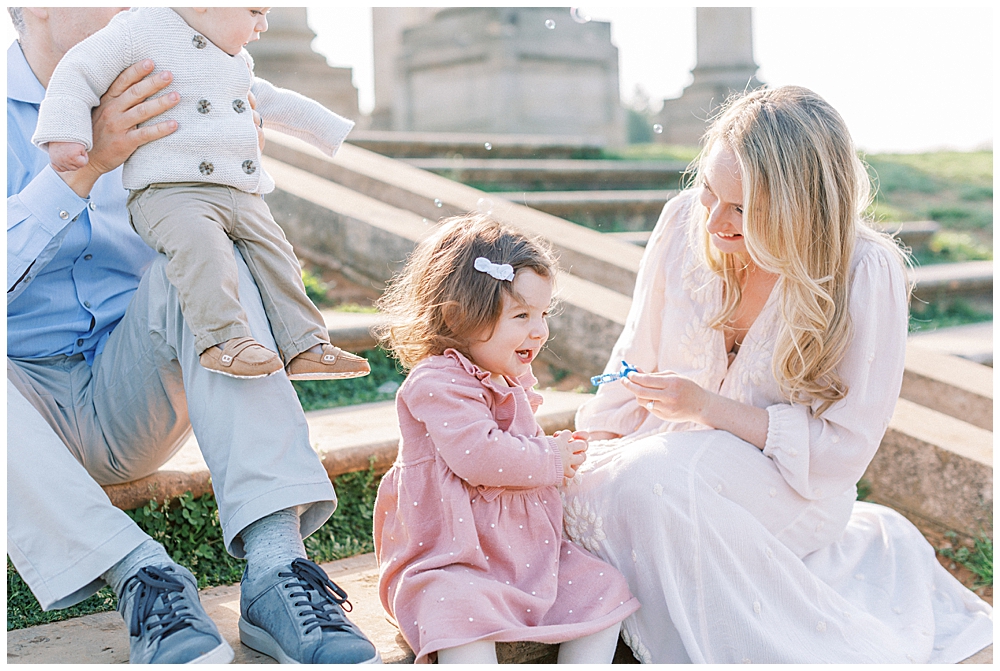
[[622, 371, 710, 424], [59, 59, 180, 197], [623, 371, 770, 450]]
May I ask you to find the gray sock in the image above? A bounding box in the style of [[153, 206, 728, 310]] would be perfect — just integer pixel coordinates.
[[103, 539, 174, 598], [241, 508, 308, 580]]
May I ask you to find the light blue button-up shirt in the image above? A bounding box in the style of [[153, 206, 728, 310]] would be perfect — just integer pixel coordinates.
[[7, 40, 156, 364]]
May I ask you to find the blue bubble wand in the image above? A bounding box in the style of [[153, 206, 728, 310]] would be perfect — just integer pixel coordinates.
[[591, 360, 639, 386]]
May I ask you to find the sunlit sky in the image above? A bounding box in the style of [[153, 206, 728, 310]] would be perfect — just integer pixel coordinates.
[[6, 6, 993, 153]]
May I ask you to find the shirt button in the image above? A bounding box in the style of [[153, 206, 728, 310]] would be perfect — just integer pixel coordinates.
[[76, 339, 84, 347], [84, 254, 93, 261], [84, 301, 91, 308], [59, 210, 69, 219], [88, 202, 96, 211]]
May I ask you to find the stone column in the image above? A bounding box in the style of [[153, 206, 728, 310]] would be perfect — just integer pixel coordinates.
[[653, 7, 763, 145], [244, 7, 360, 121], [371, 8, 442, 130]]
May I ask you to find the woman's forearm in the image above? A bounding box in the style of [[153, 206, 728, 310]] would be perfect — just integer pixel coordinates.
[[698, 393, 769, 450]]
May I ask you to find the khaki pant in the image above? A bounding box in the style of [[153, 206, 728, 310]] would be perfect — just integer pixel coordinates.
[[7, 251, 336, 611], [127, 183, 327, 360]]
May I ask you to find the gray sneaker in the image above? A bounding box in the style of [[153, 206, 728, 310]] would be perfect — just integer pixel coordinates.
[[118, 564, 234, 664], [239, 558, 381, 663]]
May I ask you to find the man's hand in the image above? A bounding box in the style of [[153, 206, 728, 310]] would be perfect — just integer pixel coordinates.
[[59, 59, 180, 197]]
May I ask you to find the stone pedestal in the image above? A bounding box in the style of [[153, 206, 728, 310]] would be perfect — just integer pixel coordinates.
[[653, 7, 763, 145], [244, 7, 360, 121], [371, 8, 442, 130], [390, 7, 625, 144]]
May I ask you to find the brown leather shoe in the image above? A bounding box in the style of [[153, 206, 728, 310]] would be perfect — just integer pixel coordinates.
[[200, 337, 283, 379], [286, 344, 371, 380]]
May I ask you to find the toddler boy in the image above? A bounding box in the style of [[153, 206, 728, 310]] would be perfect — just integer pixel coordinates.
[[33, 7, 370, 380]]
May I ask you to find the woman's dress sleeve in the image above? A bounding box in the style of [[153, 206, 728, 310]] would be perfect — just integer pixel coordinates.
[[575, 193, 693, 436], [763, 239, 910, 499]]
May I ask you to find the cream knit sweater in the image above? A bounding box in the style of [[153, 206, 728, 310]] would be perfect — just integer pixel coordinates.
[[32, 7, 354, 194]]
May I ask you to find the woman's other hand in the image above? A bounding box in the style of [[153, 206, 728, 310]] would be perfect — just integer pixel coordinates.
[[622, 371, 710, 424]]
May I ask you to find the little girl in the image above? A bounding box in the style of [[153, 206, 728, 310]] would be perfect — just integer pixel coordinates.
[[372, 214, 640, 664]]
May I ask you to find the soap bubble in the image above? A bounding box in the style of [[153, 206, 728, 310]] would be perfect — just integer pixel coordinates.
[[652, 124, 663, 134], [422, 218, 429, 225], [545, 19, 555, 29], [476, 197, 494, 215], [570, 8, 591, 24], [434, 198, 443, 208], [484, 142, 492, 151]]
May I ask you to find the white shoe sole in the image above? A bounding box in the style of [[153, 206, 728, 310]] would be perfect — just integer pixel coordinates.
[[238, 617, 382, 664], [202, 366, 283, 380], [285, 370, 371, 381], [188, 639, 235, 664]]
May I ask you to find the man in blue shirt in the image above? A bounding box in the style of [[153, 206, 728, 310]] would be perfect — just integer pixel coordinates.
[[7, 8, 379, 664]]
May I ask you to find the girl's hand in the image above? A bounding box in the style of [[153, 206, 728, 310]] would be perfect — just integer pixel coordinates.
[[554, 430, 586, 479], [621, 371, 711, 425]]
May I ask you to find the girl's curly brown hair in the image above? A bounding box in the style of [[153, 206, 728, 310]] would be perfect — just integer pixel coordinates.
[[374, 214, 558, 370]]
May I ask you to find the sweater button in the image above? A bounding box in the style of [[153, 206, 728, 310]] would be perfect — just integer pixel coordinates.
[[242, 159, 256, 174], [197, 99, 212, 114], [232, 99, 246, 113], [199, 161, 214, 175], [192, 34, 207, 49]]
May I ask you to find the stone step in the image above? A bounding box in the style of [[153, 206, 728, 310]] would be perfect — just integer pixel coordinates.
[[909, 260, 993, 314], [608, 220, 941, 252], [864, 396, 993, 539], [348, 130, 605, 160], [399, 157, 687, 191], [908, 321, 993, 366], [497, 189, 677, 232], [6, 550, 991, 664], [101, 388, 588, 511], [900, 341, 992, 430]]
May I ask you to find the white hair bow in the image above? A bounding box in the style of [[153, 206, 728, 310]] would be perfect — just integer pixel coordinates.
[[474, 257, 515, 282]]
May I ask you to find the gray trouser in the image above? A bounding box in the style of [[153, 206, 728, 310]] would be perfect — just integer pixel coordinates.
[[6, 248, 336, 611], [127, 182, 328, 359]]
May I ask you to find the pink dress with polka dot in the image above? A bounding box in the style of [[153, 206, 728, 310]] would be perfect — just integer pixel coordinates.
[[374, 349, 639, 663]]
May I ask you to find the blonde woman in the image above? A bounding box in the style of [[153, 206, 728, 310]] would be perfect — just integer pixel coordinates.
[[563, 86, 993, 663]]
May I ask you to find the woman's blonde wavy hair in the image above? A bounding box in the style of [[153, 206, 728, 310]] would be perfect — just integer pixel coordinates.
[[691, 86, 907, 416], [374, 214, 557, 370]]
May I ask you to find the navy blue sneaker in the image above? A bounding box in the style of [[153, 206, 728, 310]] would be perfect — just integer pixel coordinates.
[[119, 564, 234, 664], [239, 558, 381, 663]]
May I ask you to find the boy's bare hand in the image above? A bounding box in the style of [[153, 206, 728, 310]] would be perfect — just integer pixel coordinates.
[[60, 59, 180, 197], [48, 141, 89, 172]]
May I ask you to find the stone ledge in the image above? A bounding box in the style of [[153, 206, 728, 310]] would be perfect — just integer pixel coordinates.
[[101, 389, 589, 511], [348, 130, 606, 159], [864, 397, 993, 539], [900, 342, 992, 430], [909, 321, 993, 367]]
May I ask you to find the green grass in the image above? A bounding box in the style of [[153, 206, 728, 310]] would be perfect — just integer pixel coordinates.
[[7, 467, 381, 631], [908, 299, 992, 333], [292, 347, 405, 412], [865, 151, 993, 245], [938, 531, 993, 589]]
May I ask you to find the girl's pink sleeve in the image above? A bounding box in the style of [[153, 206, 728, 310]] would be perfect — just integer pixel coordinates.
[[402, 367, 562, 489]]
